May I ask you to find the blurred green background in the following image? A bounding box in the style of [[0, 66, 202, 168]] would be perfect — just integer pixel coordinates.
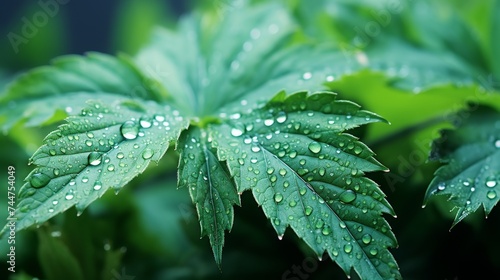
[[1, 0, 500, 279]]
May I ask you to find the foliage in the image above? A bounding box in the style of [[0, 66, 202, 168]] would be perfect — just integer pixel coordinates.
[[1, 0, 500, 279]]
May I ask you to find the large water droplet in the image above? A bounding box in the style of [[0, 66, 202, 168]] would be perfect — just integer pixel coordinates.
[[343, 243, 353, 253], [65, 191, 74, 200], [305, 206, 313, 216], [120, 121, 139, 140], [487, 190, 497, 199], [486, 176, 497, 188], [495, 139, 500, 148], [142, 148, 154, 160], [339, 190, 357, 204], [361, 233, 372, 244], [93, 181, 102, 191], [30, 173, 50, 188], [276, 111, 287, 123], [274, 193, 284, 203], [88, 152, 103, 166], [231, 127, 244, 137], [139, 117, 152, 128], [308, 142, 322, 154]]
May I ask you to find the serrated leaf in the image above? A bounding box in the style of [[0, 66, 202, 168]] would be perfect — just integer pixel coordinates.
[[424, 104, 500, 226], [177, 127, 240, 266], [0, 99, 188, 237], [0, 52, 162, 132], [136, 2, 367, 117], [210, 91, 400, 279]]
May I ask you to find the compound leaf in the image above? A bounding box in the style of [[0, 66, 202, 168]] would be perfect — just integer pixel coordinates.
[[424, 104, 500, 226], [0, 99, 188, 237], [0, 52, 162, 132], [211, 91, 400, 279]]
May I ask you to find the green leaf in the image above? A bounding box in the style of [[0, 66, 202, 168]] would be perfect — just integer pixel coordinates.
[[424, 104, 500, 226], [0, 99, 188, 237], [178, 127, 240, 266], [135, 2, 365, 117], [0, 52, 162, 132], [492, 0, 500, 82], [211, 91, 400, 279]]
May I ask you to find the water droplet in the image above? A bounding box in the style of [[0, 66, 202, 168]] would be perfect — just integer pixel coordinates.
[[343, 243, 353, 253], [308, 142, 322, 154], [437, 182, 446, 191], [495, 139, 500, 148], [275, 112, 287, 124], [264, 118, 274, 126], [354, 146, 363, 155], [361, 234, 372, 244], [370, 248, 378, 256], [486, 177, 497, 188], [154, 115, 165, 122], [315, 219, 324, 229], [289, 200, 297, 207], [88, 152, 102, 166], [326, 75, 335, 82], [274, 193, 284, 203], [49, 149, 56, 156], [107, 164, 115, 172], [231, 127, 244, 137], [53, 169, 60, 176], [85, 140, 93, 147], [65, 191, 74, 200], [117, 152, 125, 159], [274, 218, 281, 226], [339, 190, 357, 203], [299, 188, 307, 195], [142, 148, 154, 159], [30, 173, 50, 188], [322, 226, 331, 236], [487, 190, 497, 199], [302, 72, 312, 80], [81, 176, 89, 183], [140, 117, 152, 128], [93, 181, 102, 191], [305, 206, 313, 216], [120, 121, 139, 140], [279, 169, 287, 176]]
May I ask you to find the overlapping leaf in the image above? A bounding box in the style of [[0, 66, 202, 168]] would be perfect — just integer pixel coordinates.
[[0, 99, 188, 235], [188, 91, 400, 279], [178, 127, 240, 265], [0, 53, 161, 132], [424, 104, 500, 226]]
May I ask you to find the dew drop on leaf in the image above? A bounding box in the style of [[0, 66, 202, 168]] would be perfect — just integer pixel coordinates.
[[487, 191, 497, 199], [139, 117, 152, 128], [308, 141, 322, 154], [91, 180, 101, 191], [65, 191, 74, 200], [344, 243, 353, 253], [88, 152, 103, 166], [486, 176, 497, 188], [142, 148, 154, 159], [361, 233, 372, 244], [120, 120, 139, 140], [274, 193, 284, 203], [339, 190, 357, 204], [30, 173, 50, 188], [305, 206, 313, 216], [231, 127, 244, 137], [276, 111, 287, 123]]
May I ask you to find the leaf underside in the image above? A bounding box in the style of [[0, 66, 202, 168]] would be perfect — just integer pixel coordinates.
[[424, 104, 500, 226]]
